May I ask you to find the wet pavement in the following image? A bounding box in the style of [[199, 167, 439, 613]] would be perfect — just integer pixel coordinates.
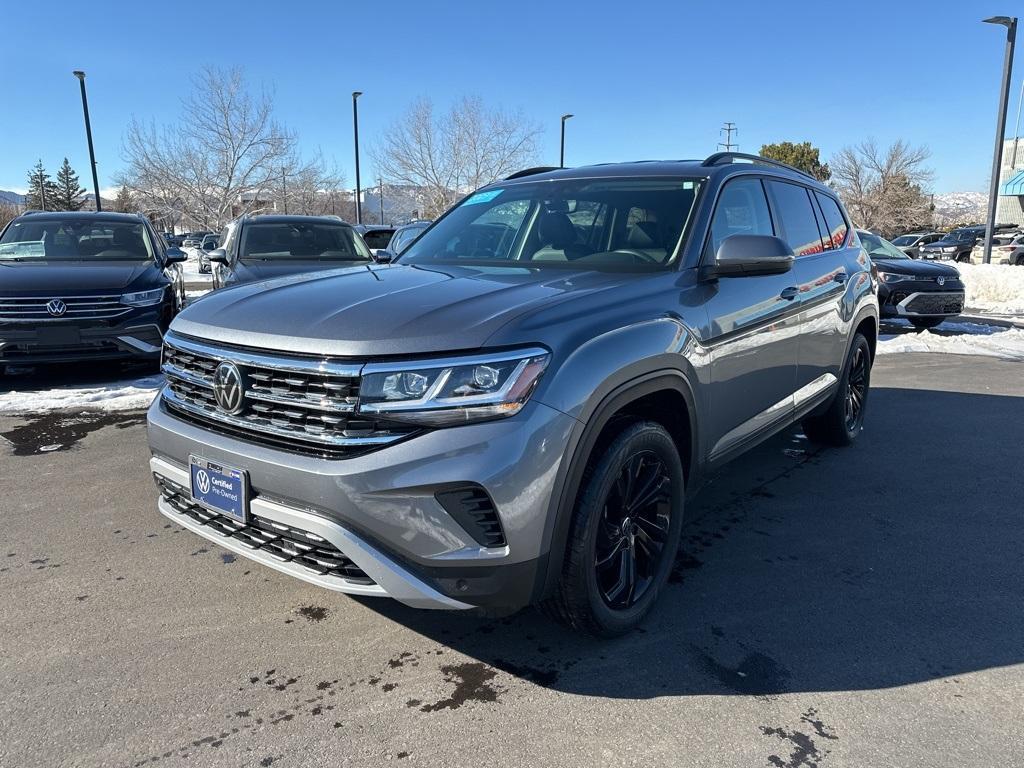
[[1, 353, 1023, 767]]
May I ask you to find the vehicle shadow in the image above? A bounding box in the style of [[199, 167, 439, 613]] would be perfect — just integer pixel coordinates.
[[0, 359, 159, 393], [360, 385, 1024, 698]]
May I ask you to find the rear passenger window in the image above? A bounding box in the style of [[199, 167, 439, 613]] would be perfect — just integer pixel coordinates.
[[815, 192, 850, 250], [768, 181, 824, 257], [704, 178, 774, 259]]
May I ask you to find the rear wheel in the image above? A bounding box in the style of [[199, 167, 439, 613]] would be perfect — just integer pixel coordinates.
[[546, 421, 684, 637], [803, 333, 872, 447], [909, 317, 944, 330]]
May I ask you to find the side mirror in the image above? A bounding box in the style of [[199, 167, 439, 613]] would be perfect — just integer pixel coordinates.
[[208, 248, 228, 264], [374, 249, 395, 264], [703, 234, 794, 278], [165, 247, 187, 264]]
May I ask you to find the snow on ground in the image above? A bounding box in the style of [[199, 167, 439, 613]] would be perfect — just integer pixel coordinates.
[[958, 264, 1024, 316], [878, 320, 1024, 362], [0, 373, 163, 414]]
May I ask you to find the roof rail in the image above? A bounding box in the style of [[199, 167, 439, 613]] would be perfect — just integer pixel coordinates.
[[19, 209, 45, 215], [702, 152, 815, 181], [505, 166, 560, 180]]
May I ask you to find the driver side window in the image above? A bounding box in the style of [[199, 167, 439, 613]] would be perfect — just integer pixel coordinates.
[[704, 177, 774, 260]]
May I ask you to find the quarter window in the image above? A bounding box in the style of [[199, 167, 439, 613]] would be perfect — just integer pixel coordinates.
[[815, 192, 850, 250], [704, 177, 774, 259], [768, 181, 824, 257]]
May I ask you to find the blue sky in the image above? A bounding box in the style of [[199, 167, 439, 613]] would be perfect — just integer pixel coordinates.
[[0, 0, 1018, 195]]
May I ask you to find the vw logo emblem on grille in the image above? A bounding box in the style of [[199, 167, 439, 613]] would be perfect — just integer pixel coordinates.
[[195, 469, 211, 494], [46, 299, 67, 317], [937, 276, 945, 286], [212, 361, 246, 414]]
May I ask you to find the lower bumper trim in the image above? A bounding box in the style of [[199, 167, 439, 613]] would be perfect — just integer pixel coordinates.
[[150, 456, 472, 610]]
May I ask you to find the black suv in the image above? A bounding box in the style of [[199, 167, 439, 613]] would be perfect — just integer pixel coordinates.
[[919, 227, 984, 262], [0, 211, 186, 368], [210, 215, 374, 289]]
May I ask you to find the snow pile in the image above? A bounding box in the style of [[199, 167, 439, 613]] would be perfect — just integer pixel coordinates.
[[0, 374, 163, 414], [877, 325, 1024, 361], [958, 264, 1024, 316]]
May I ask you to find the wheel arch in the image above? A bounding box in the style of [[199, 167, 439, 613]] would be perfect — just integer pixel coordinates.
[[534, 370, 699, 602]]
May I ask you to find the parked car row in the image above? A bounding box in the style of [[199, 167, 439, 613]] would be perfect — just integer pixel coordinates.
[[891, 224, 1024, 265], [8, 153, 967, 635]]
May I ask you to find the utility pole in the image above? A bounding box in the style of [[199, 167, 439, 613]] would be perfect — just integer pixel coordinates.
[[38, 168, 47, 211], [352, 91, 363, 225], [378, 178, 384, 225], [982, 16, 1017, 265], [281, 167, 288, 214], [718, 122, 738, 152]]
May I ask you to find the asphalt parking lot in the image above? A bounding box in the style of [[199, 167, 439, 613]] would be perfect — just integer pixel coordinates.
[[2, 351, 1023, 768]]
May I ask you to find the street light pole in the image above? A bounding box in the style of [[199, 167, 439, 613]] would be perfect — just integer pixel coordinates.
[[352, 91, 363, 225], [72, 70, 102, 212], [378, 178, 384, 224], [38, 168, 47, 211], [560, 114, 574, 168], [981, 16, 1017, 265]]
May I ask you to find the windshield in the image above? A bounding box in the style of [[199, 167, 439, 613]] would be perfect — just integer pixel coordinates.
[[239, 222, 372, 261], [399, 177, 703, 270], [860, 231, 909, 260], [945, 230, 977, 243], [0, 218, 155, 261], [891, 235, 917, 246], [360, 230, 394, 250]]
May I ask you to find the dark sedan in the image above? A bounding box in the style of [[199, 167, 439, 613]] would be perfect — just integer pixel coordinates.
[[860, 230, 964, 329], [0, 211, 186, 369], [210, 215, 374, 289]]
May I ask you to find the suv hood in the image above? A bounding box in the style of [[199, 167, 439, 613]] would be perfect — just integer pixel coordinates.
[[0, 260, 162, 294], [871, 258, 960, 277], [173, 263, 629, 357], [228, 259, 368, 284]]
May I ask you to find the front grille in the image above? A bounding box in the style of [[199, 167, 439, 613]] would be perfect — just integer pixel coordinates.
[[161, 334, 413, 458], [157, 477, 373, 584], [0, 295, 129, 321], [0, 340, 121, 359], [904, 292, 964, 315]]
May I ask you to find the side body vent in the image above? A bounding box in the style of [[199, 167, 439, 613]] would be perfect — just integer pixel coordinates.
[[435, 486, 506, 548]]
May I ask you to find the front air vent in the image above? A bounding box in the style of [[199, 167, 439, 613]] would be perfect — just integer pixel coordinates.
[[435, 486, 506, 548]]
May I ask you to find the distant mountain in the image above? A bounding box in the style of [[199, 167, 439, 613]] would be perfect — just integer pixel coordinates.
[[0, 190, 25, 205], [932, 191, 987, 226]]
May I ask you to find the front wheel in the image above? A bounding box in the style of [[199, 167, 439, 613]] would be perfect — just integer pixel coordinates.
[[545, 421, 684, 637], [909, 317, 944, 330], [802, 333, 872, 446]]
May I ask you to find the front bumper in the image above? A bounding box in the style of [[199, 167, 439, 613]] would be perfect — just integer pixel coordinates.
[[0, 316, 166, 365], [147, 394, 578, 609], [879, 285, 965, 318]]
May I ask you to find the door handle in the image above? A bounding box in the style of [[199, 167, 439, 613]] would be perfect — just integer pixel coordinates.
[[780, 287, 799, 301], [834, 272, 848, 283]]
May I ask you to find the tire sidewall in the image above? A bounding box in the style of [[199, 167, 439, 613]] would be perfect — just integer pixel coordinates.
[[840, 334, 872, 440]]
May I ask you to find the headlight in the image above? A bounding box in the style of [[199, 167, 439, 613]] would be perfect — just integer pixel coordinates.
[[878, 272, 915, 283], [358, 348, 550, 426], [120, 287, 166, 306], [943, 247, 956, 253]]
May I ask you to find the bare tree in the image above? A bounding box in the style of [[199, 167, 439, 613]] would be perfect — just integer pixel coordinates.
[[373, 96, 541, 218], [119, 67, 335, 229], [0, 200, 19, 230], [830, 139, 934, 236]]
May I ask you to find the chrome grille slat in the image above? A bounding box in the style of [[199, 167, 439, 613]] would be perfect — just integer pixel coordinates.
[[0, 294, 129, 320], [161, 335, 412, 457]]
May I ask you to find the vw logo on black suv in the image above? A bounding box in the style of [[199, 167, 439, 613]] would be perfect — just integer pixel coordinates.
[[212, 361, 245, 414], [45, 299, 67, 317], [149, 152, 879, 637]]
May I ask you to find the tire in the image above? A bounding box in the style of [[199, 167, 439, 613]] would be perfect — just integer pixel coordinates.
[[909, 317, 944, 330], [957, 253, 971, 263], [545, 420, 685, 637], [802, 333, 872, 447]]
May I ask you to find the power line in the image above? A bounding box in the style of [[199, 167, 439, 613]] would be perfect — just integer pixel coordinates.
[[718, 122, 738, 152]]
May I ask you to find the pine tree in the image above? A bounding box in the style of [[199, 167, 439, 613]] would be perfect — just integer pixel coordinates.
[[759, 141, 832, 182], [53, 158, 87, 211], [25, 160, 60, 211], [114, 186, 135, 213]]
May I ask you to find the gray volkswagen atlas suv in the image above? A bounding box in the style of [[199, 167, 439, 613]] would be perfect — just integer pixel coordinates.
[[148, 154, 878, 636]]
